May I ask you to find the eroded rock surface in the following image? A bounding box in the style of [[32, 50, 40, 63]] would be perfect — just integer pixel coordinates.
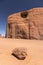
[[12, 48, 27, 60], [6, 8, 43, 40]]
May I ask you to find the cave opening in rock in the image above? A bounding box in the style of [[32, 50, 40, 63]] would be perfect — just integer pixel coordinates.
[[21, 11, 28, 18]]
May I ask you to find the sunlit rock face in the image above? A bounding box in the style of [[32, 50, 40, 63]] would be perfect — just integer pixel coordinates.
[[6, 8, 43, 40]]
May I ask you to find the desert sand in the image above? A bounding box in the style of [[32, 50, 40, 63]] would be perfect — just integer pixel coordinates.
[[0, 38, 43, 65]]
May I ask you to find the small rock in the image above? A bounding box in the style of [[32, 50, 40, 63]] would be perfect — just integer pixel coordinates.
[[12, 47, 27, 60]]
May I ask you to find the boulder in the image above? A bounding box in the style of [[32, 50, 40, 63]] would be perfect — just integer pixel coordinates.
[[12, 47, 27, 60]]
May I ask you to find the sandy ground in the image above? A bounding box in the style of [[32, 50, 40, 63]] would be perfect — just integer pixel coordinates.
[[0, 38, 43, 65]]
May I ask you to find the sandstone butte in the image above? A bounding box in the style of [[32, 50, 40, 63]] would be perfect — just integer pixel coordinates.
[[5, 7, 43, 40]]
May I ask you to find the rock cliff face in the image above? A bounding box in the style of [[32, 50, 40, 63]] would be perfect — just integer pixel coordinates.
[[6, 8, 43, 40]]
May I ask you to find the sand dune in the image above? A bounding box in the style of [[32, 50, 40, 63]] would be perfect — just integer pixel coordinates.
[[0, 38, 43, 65]]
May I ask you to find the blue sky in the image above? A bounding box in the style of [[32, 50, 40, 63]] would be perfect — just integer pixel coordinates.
[[0, 0, 43, 36]]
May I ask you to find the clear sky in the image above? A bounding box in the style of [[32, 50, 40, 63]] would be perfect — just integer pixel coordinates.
[[0, 0, 43, 36]]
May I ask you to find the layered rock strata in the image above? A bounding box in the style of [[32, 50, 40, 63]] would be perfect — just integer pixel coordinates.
[[6, 8, 43, 40]]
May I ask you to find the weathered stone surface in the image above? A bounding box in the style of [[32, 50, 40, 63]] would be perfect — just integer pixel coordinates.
[[6, 8, 43, 40], [12, 48, 27, 60]]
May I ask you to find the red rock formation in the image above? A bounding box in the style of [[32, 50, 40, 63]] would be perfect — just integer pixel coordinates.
[[6, 8, 43, 40]]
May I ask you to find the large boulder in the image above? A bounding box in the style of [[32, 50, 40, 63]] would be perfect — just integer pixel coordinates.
[[12, 47, 27, 60]]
